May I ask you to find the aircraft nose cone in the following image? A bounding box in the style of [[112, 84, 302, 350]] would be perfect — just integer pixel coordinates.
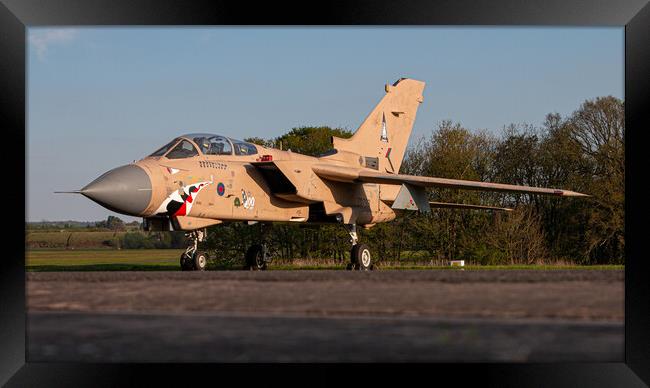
[[81, 165, 152, 216]]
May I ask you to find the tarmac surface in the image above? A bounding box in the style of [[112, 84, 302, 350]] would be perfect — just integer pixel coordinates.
[[26, 270, 624, 362]]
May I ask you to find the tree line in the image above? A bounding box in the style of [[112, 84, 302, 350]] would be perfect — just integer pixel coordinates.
[[210, 95, 623, 265]]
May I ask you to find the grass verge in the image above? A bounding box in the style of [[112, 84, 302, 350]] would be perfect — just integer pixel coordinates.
[[26, 249, 624, 271]]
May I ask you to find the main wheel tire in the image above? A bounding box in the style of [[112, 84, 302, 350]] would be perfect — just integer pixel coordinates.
[[351, 244, 373, 271], [245, 244, 267, 271], [194, 251, 208, 271], [180, 253, 193, 271]]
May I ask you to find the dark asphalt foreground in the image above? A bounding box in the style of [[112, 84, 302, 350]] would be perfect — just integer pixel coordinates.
[[26, 270, 624, 362]]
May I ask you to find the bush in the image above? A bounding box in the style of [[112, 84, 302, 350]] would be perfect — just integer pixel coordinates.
[[122, 232, 155, 249], [120, 231, 186, 249]]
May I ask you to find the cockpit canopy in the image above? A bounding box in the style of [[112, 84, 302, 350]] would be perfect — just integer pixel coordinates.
[[149, 133, 259, 159]]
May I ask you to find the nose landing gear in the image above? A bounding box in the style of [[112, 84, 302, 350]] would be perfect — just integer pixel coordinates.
[[180, 229, 208, 271]]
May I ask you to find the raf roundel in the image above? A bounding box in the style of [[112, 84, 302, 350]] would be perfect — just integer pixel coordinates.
[[217, 182, 225, 196]]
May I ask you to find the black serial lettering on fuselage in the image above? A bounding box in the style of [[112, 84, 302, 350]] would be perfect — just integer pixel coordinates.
[[199, 161, 228, 170]]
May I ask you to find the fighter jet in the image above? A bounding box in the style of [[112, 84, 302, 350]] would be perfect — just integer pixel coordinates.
[[62, 78, 588, 271]]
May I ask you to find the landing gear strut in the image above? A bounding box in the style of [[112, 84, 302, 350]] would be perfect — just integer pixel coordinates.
[[180, 229, 208, 271], [245, 244, 269, 271], [245, 223, 272, 270], [344, 224, 373, 271]]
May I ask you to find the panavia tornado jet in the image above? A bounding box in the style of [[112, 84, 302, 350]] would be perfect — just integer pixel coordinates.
[[63, 78, 588, 271]]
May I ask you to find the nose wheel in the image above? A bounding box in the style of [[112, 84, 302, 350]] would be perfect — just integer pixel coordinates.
[[180, 229, 208, 271], [181, 250, 208, 271]]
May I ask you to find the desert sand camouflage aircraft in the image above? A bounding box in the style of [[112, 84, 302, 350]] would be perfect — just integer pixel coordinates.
[[62, 78, 587, 271]]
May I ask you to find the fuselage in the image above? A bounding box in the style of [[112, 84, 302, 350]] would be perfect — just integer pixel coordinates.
[[80, 133, 397, 230]]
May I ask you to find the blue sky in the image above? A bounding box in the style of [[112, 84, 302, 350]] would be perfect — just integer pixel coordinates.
[[27, 27, 623, 222]]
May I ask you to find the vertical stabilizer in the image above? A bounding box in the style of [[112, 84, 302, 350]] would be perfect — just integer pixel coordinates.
[[332, 78, 425, 173]]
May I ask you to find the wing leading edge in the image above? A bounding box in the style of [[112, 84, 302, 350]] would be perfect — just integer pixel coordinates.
[[311, 164, 589, 197]]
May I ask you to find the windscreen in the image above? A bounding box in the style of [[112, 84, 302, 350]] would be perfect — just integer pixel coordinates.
[[149, 139, 180, 157], [232, 140, 258, 156], [165, 140, 199, 159], [191, 135, 232, 155]]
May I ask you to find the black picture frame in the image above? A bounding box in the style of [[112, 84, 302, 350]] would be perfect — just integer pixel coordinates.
[[2, 0, 648, 386]]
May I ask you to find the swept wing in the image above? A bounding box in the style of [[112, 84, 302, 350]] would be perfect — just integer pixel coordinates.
[[312, 164, 588, 197]]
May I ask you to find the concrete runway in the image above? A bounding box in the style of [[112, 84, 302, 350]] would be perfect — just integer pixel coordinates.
[[26, 270, 624, 362]]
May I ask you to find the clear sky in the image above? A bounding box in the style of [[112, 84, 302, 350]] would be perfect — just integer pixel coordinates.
[[27, 27, 623, 222]]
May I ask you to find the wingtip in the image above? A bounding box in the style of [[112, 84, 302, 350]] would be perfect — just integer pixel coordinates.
[[562, 191, 590, 197]]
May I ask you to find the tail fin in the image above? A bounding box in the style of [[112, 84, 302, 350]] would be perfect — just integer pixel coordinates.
[[332, 78, 425, 173]]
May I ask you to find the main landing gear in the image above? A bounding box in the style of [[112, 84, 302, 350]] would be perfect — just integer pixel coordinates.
[[344, 224, 374, 271], [180, 229, 209, 271], [245, 223, 272, 271], [245, 244, 270, 271], [179, 223, 373, 271]]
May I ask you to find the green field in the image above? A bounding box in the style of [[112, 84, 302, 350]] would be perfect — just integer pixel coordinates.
[[26, 249, 184, 271], [26, 231, 127, 249], [25, 249, 624, 272]]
